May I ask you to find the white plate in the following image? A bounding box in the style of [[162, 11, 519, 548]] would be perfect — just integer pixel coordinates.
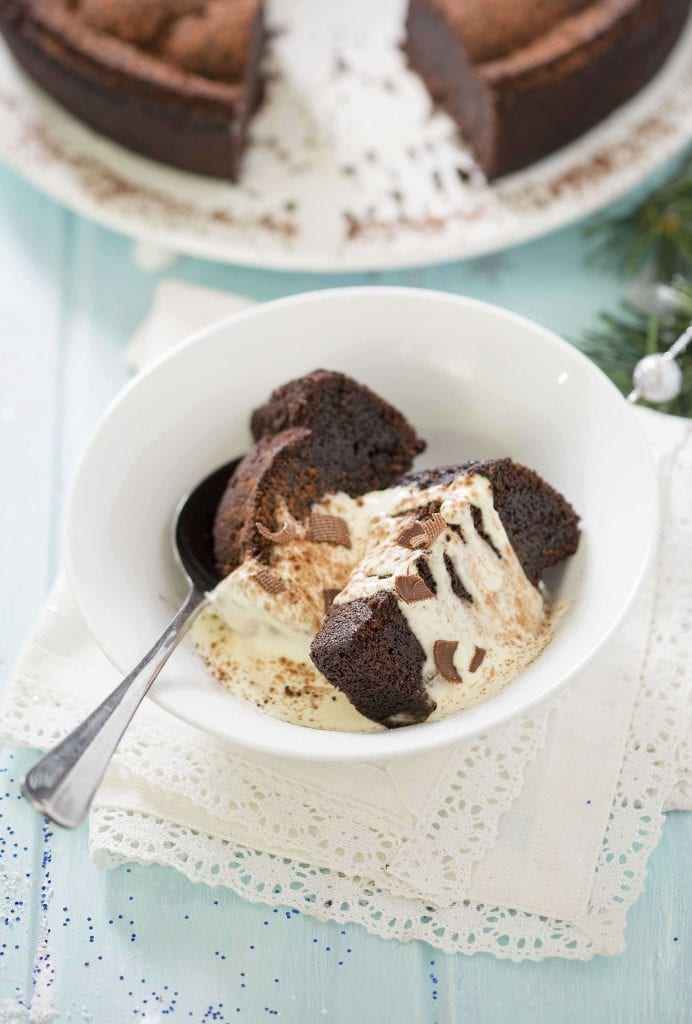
[[64, 287, 658, 760], [1, 1, 691, 272]]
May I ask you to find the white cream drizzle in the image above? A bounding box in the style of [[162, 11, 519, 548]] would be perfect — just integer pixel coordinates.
[[192, 474, 563, 731]]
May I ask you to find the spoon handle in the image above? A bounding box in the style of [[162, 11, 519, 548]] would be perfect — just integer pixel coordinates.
[[21, 588, 207, 829]]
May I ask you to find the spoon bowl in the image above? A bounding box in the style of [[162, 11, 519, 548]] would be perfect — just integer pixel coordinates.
[[174, 458, 241, 592]]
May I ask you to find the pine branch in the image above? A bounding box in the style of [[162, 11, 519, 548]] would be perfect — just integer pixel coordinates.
[[578, 279, 692, 417], [586, 153, 692, 280]]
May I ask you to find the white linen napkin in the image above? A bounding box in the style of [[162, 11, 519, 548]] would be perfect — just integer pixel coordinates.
[[1, 281, 690, 961]]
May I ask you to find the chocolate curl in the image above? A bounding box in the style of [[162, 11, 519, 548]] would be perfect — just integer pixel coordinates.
[[433, 640, 462, 683], [308, 513, 351, 548], [469, 646, 486, 673], [396, 521, 424, 548], [256, 514, 300, 544], [394, 574, 434, 603], [397, 512, 446, 549], [253, 568, 287, 595]]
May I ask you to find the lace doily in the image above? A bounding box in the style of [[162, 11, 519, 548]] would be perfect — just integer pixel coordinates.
[[1, 410, 689, 961], [3, 670, 554, 905]]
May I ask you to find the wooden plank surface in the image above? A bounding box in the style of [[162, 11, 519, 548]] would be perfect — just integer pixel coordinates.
[[0, 164, 689, 1024]]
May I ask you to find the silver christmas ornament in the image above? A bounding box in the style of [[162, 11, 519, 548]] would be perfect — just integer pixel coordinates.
[[628, 322, 691, 405], [631, 353, 683, 403]]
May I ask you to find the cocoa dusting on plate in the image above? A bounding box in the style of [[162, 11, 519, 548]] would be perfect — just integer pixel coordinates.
[[498, 114, 675, 212], [13, 114, 297, 238]]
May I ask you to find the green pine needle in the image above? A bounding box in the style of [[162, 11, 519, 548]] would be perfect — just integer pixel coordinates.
[[579, 279, 692, 417], [580, 157, 692, 416], [587, 154, 692, 280]]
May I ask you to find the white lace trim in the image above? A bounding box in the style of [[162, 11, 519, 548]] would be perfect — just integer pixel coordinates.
[[2, 674, 554, 905], [386, 704, 557, 898], [92, 809, 596, 959]]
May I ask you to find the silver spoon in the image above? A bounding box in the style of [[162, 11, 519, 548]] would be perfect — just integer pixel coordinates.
[[21, 457, 242, 829]]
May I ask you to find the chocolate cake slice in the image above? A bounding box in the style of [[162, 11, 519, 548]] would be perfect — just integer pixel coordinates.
[[310, 459, 579, 728], [401, 458, 580, 586], [213, 370, 425, 577], [405, 0, 690, 179], [0, 0, 266, 180]]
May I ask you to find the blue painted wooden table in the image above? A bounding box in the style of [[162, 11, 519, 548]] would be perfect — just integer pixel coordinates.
[[1, 162, 690, 1024]]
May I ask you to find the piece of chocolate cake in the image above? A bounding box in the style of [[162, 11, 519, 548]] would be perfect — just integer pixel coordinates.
[[311, 460, 579, 727], [400, 458, 580, 586], [213, 370, 425, 577], [405, 0, 690, 179]]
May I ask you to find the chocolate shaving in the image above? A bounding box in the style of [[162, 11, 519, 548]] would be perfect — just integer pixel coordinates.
[[256, 514, 300, 544], [396, 512, 446, 549], [308, 513, 351, 548], [416, 513, 447, 547], [469, 646, 486, 673], [394, 574, 434, 603], [323, 588, 341, 614], [433, 640, 462, 683], [396, 521, 424, 548], [253, 568, 287, 595]]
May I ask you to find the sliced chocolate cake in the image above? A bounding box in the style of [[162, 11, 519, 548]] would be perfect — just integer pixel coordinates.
[[202, 374, 581, 733], [0, 0, 266, 179], [213, 370, 425, 577], [400, 458, 580, 586], [310, 460, 579, 728], [405, 0, 690, 179]]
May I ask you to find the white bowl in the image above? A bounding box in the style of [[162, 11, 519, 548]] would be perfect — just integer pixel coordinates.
[[64, 287, 657, 761]]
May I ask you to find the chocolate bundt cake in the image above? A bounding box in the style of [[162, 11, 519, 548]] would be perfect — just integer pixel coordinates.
[[213, 370, 425, 577], [310, 459, 580, 727], [1, 0, 687, 183], [0, 0, 266, 179], [405, 0, 690, 179]]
